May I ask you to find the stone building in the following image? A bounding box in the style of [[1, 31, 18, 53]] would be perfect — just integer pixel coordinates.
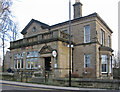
[[9, 1, 113, 79], [3, 51, 11, 72]]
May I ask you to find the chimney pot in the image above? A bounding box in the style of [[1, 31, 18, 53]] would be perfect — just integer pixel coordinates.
[[73, 0, 82, 19], [75, 0, 80, 3]]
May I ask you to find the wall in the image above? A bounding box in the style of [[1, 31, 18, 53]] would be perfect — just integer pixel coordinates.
[[24, 22, 49, 38], [57, 41, 70, 77], [96, 18, 112, 47], [73, 44, 96, 78], [53, 78, 120, 89]]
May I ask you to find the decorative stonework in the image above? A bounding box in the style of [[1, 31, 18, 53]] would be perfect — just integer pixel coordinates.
[[39, 45, 53, 54]]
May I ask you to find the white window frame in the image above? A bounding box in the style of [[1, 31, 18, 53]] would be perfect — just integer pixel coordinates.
[[26, 59, 31, 69], [84, 25, 90, 43], [21, 59, 24, 69], [34, 58, 38, 69], [26, 51, 38, 69], [14, 53, 24, 69], [109, 56, 112, 73], [17, 60, 19, 69], [14, 60, 17, 69], [108, 36, 111, 47], [101, 29, 105, 46], [101, 55, 108, 73], [31, 58, 34, 69], [84, 54, 91, 68]]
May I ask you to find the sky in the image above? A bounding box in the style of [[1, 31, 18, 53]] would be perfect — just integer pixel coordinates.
[[0, 0, 119, 59]]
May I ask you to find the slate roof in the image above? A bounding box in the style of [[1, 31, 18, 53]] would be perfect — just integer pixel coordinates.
[[21, 12, 113, 35]]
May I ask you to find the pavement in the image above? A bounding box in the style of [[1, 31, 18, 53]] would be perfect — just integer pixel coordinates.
[[0, 80, 109, 91]]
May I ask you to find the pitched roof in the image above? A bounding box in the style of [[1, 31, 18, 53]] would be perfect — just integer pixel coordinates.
[[21, 19, 50, 35], [50, 12, 113, 33], [21, 12, 113, 35]]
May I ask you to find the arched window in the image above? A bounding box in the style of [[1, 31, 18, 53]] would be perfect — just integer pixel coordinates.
[[33, 27, 36, 32]]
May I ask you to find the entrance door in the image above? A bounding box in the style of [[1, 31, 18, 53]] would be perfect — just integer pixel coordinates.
[[45, 57, 51, 71]]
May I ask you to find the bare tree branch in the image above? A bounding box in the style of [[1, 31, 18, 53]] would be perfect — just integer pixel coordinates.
[[0, 0, 19, 71]]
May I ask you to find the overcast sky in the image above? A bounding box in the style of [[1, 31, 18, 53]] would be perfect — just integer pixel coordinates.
[[0, 0, 119, 58]]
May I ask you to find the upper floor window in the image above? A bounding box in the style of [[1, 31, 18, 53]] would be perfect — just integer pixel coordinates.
[[62, 30, 68, 34], [31, 51, 34, 57], [35, 51, 38, 57], [108, 36, 111, 47], [84, 54, 91, 68], [33, 27, 36, 32], [27, 51, 38, 58], [84, 25, 90, 43], [101, 55, 108, 73], [27, 52, 30, 58], [101, 29, 105, 46]]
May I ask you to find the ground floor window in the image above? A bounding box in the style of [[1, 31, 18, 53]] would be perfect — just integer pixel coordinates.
[[109, 56, 112, 73], [101, 55, 108, 73], [26, 58, 38, 69], [14, 53, 24, 69], [84, 54, 91, 68], [14, 59, 24, 69], [14, 51, 38, 69]]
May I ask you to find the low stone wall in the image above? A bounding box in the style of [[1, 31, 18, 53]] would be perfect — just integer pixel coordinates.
[[53, 78, 120, 89], [1, 72, 14, 81], [1, 72, 120, 89], [30, 77, 44, 83]]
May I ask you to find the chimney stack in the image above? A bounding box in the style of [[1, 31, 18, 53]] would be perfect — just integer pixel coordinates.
[[73, 0, 82, 19]]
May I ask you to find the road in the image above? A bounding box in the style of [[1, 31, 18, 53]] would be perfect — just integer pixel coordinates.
[[1, 83, 79, 92], [1, 83, 119, 92]]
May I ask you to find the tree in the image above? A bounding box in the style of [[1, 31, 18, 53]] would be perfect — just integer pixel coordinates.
[[113, 51, 120, 68], [0, 0, 19, 71]]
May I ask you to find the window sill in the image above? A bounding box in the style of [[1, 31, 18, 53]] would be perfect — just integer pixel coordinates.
[[101, 72, 108, 74], [84, 42, 90, 44]]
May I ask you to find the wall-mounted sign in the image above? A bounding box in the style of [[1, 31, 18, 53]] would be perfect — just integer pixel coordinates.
[[52, 50, 57, 57], [67, 44, 74, 48], [38, 64, 41, 69], [25, 47, 29, 50], [54, 64, 57, 68]]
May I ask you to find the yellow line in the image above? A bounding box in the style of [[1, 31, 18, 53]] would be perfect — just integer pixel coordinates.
[[31, 87, 51, 90]]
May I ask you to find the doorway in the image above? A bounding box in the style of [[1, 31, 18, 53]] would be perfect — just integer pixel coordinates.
[[45, 57, 51, 71]]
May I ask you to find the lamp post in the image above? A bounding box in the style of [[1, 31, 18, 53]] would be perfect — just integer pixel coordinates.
[[69, 0, 71, 87]]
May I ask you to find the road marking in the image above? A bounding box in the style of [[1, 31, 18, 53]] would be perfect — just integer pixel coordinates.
[[31, 87, 52, 90]]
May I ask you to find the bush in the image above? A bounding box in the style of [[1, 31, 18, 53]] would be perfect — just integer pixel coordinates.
[[82, 67, 95, 78], [65, 72, 80, 78]]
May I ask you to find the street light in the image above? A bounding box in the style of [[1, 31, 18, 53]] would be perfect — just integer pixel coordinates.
[[69, 0, 71, 87]]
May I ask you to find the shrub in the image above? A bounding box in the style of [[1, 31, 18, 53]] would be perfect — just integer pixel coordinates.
[[65, 72, 80, 78], [82, 67, 95, 78]]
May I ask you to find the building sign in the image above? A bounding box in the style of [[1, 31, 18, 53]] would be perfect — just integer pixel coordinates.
[[25, 47, 29, 50], [38, 64, 41, 69], [67, 44, 74, 48], [54, 64, 57, 68], [52, 50, 57, 57]]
